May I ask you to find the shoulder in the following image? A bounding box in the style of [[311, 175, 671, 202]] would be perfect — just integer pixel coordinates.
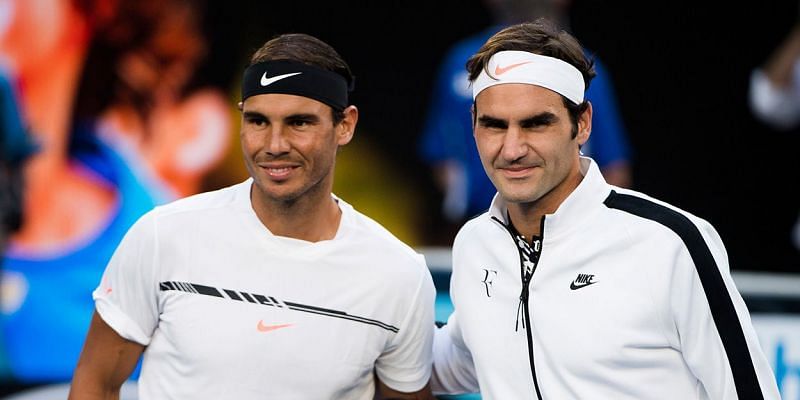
[[452, 211, 498, 250], [343, 202, 427, 270], [601, 188, 720, 249], [146, 180, 247, 227], [342, 204, 435, 302]]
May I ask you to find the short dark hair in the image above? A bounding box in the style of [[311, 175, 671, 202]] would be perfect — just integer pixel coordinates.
[[467, 18, 595, 137], [249, 34, 353, 124]]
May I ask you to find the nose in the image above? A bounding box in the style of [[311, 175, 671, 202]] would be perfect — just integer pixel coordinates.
[[266, 125, 290, 156], [500, 127, 527, 163]]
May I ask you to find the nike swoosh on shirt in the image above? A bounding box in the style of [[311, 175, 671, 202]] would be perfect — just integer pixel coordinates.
[[569, 281, 597, 290], [494, 61, 533, 75], [260, 72, 302, 86], [256, 320, 293, 333]]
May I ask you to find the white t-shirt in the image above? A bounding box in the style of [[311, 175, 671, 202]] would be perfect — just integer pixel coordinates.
[[93, 179, 435, 399]]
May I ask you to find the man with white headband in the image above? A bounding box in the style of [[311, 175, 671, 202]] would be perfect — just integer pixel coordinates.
[[69, 33, 436, 399], [431, 18, 780, 399]]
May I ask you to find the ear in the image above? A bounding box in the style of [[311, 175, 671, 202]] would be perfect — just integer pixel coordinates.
[[470, 103, 477, 132], [336, 105, 358, 146], [576, 101, 593, 146]]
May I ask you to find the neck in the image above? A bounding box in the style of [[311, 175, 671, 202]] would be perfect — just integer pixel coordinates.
[[506, 203, 545, 241], [250, 185, 342, 243], [506, 165, 584, 240]]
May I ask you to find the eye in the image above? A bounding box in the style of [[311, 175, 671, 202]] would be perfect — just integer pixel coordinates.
[[290, 119, 310, 128], [244, 114, 268, 130], [520, 114, 557, 130], [519, 120, 541, 129], [479, 119, 507, 131], [286, 116, 318, 130]]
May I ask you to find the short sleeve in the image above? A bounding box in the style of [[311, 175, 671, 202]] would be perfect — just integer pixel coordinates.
[[92, 210, 161, 345], [374, 264, 436, 392]]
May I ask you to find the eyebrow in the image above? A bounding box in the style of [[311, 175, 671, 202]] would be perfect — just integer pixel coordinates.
[[242, 111, 266, 120], [519, 112, 558, 127], [477, 111, 558, 128], [242, 111, 321, 123], [285, 113, 320, 123], [477, 115, 507, 128]]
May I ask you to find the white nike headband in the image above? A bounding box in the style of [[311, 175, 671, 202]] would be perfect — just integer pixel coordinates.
[[242, 60, 353, 110], [472, 50, 585, 104]]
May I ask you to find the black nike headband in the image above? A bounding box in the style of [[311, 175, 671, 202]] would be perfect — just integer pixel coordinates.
[[241, 60, 353, 111]]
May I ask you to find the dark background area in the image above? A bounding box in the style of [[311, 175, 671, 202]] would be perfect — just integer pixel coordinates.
[[570, 2, 800, 274], [202, 0, 799, 273]]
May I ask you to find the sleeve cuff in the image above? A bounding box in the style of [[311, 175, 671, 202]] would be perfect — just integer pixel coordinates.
[[93, 290, 152, 346], [375, 364, 432, 394]]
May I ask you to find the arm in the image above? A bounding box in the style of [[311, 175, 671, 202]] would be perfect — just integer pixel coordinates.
[[375, 262, 437, 397], [431, 230, 480, 395], [430, 316, 479, 395], [671, 220, 780, 399], [375, 377, 434, 400], [70, 211, 161, 399], [68, 311, 144, 400]]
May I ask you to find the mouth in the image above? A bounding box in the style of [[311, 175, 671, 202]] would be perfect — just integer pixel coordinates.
[[258, 164, 299, 180], [499, 165, 536, 178]]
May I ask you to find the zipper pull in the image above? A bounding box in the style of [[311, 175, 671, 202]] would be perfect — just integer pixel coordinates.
[[515, 275, 531, 332]]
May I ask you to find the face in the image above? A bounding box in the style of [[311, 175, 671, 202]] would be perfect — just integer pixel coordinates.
[[240, 93, 356, 205], [473, 83, 591, 208]]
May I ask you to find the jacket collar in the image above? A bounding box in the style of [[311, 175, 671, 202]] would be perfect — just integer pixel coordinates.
[[488, 157, 612, 241]]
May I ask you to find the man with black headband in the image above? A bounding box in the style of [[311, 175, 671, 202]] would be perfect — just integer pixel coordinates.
[[69, 33, 436, 399], [431, 19, 780, 399]]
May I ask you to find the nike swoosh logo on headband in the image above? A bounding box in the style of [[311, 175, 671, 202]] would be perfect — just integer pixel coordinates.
[[260, 72, 302, 86], [494, 61, 533, 75]]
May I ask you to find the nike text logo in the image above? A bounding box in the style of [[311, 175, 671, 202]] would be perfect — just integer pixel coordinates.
[[570, 273, 597, 290], [494, 61, 533, 75], [256, 320, 293, 333], [260, 72, 302, 86]]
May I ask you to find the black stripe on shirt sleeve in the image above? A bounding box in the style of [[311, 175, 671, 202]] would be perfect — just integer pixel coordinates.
[[604, 190, 763, 400]]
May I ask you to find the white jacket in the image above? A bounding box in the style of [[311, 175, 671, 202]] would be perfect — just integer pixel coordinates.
[[432, 157, 780, 399]]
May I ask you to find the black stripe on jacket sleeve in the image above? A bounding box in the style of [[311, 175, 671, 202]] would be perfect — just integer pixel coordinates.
[[604, 190, 763, 400]]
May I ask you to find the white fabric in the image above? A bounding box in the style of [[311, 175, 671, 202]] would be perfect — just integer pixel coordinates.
[[432, 157, 780, 399], [94, 179, 435, 399], [472, 50, 584, 104], [1, 382, 138, 400]]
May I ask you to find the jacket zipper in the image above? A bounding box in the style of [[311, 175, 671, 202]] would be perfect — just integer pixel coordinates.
[[492, 216, 545, 400]]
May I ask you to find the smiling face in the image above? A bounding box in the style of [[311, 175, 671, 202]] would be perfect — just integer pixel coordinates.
[[240, 93, 356, 207], [474, 83, 591, 211]]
